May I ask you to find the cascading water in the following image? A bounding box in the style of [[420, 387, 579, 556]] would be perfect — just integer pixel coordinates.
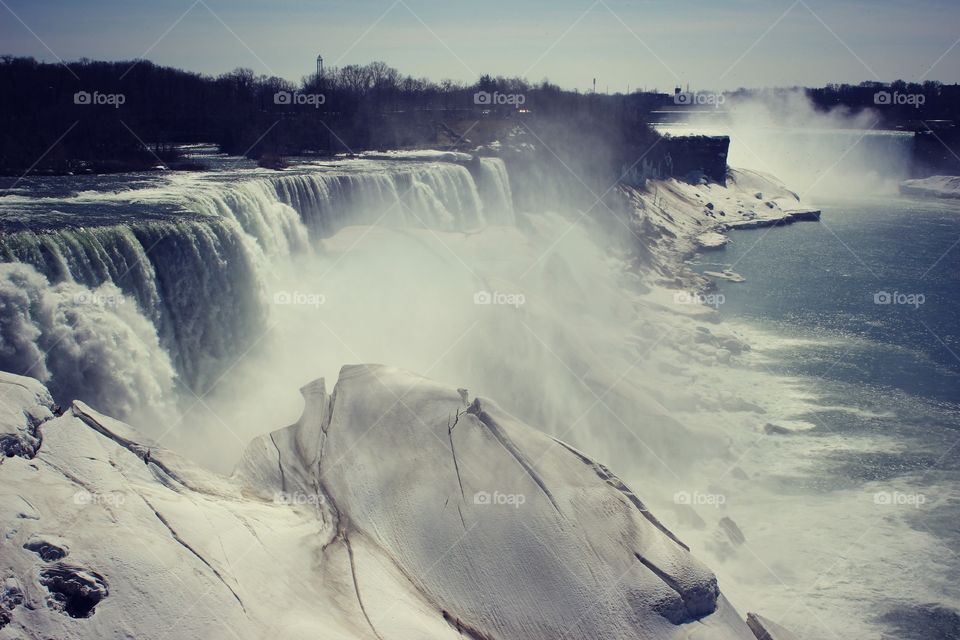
[[2, 149, 954, 639], [0, 158, 514, 420], [0, 218, 268, 397], [265, 161, 489, 232], [477, 157, 515, 224], [0, 263, 176, 421]]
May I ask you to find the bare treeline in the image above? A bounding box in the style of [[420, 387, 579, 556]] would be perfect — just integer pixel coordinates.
[[0, 56, 658, 175]]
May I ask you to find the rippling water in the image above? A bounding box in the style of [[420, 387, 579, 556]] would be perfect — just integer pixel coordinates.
[[696, 195, 960, 638]]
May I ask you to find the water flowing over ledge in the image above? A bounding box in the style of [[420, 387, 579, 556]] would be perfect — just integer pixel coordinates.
[[0, 157, 514, 411]]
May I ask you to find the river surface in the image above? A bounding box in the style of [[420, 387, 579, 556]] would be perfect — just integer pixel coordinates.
[[695, 195, 960, 639]]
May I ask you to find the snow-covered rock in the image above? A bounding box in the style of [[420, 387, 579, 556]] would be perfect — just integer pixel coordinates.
[[703, 269, 746, 283], [695, 232, 730, 250], [746, 612, 801, 640], [0, 372, 54, 459], [899, 175, 960, 199], [1, 366, 758, 639], [626, 168, 821, 276], [352, 150, 475, 163]]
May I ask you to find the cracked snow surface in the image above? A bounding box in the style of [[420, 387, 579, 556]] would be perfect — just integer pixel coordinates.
[[1, 367, 755, 639]]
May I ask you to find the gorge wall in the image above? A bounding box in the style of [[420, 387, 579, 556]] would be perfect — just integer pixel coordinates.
[[629, 135, 731, 186]]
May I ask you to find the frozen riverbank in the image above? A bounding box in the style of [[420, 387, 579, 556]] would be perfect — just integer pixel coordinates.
[[1, 367, 764, 639], [900, 175, 960, 199]]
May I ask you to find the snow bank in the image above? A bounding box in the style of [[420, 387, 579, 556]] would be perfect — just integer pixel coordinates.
[[1, 367, 757, 639], [899, 175, 960, 199], [622, 168, 820, 289], [695, 231, 730, 250], [351, 150, 475, 163]]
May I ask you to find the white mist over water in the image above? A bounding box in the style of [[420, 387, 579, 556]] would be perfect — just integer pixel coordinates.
[[180, 217, 726, 472], [660, 90, 914, 198], [0, 264, 176, 423]]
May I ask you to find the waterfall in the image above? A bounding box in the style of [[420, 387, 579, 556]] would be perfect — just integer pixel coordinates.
[[0, 218, 268, 395], [0, 263, 176, 422], [186, 181, 310, 258], [0, 157, 515, 419], [476, 157, 515, 224], [253, 161, 490, 235]]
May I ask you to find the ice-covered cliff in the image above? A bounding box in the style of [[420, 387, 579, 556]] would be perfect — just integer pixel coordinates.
[[1, 366, 757, 639]]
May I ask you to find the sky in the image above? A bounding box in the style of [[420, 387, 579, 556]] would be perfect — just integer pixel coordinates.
[[1, 0, 958, 91]]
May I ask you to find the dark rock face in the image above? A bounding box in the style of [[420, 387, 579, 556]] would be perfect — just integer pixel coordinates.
[[24, 539, 69, 562], [718, 517, 746, 547], [635, 552, 721, 624], [0, 416, 44, 459], [912, 128, 960, 177], [0, 433, 37, 458], [763, 423, 794, 435], [624, 136, 731, 186], [0, 579, 25, 628], [39, 564, 109, 619]]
